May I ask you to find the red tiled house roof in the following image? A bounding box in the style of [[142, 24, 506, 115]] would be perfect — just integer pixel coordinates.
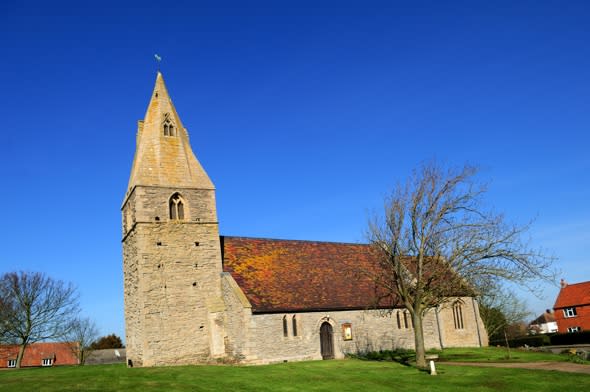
[[221, 236, 470, 314], [0, 342, 79, 368], [554, 281, 590, 309]]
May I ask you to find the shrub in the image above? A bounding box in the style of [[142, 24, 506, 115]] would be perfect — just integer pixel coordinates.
[[351, 349, 415, 365]]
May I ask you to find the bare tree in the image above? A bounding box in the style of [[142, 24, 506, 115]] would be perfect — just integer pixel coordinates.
[[0, 271, 79, 368], [0, 296, 16, 344], [65, 317, 99, 365], [367, 162, 554, 369], [478, 285, 530, 341]]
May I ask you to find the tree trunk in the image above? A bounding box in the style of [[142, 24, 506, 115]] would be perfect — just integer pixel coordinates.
[[412, 312, 427, 369], [16, 343, 27, 368], [504, 329, 511, 360]]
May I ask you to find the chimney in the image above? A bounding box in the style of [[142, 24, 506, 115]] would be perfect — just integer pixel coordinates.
[[560, 278, 567, 288]]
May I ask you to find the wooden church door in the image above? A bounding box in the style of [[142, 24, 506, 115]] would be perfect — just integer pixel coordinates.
[[320, 322, 334, 359]]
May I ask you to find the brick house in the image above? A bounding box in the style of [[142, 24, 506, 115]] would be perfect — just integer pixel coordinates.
[[0, 342, 79, 368], [553, 279, 590, 333]]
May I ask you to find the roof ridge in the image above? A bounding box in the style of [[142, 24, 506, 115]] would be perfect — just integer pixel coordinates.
[[563, 280, 590, 287], [221, 235, 368, 246]]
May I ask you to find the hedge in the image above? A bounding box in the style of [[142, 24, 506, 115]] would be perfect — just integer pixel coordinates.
[[490, 331, 590, 347], [490, 334, 551, 347], [550, 330, 590, 345]]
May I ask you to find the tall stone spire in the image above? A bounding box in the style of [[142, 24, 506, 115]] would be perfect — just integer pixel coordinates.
[[127, 72, 214, 192]]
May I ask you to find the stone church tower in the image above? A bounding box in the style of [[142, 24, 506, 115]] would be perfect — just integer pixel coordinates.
[[122, 72, 226, 367]]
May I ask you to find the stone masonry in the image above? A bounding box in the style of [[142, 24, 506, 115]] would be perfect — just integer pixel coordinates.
[[122, 73, 226, 367]]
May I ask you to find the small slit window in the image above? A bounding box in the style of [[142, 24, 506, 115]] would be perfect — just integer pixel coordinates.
[[169, 193, 185, 220], [403, 311, 409, 329], [282, 316, 288, 337], [453, 301, 464, 329], [292, 315, 298, 337]]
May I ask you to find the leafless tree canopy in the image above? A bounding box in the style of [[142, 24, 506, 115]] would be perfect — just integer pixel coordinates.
[[65, 317, 99, 365], [0, 297, 15, 344], [0, 271, 79, 367], [478, 286, 531, 341], [368, 162, 554, 368]]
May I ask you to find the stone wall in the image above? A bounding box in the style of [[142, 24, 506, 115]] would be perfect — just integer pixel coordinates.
[[437, 297, 488, 348], [122, 185, 226, 367], [237, 309, 441, 364], [219, 273, 487, 365]]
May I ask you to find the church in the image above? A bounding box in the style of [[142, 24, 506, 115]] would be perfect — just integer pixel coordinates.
[[121, 72, 488, 367]]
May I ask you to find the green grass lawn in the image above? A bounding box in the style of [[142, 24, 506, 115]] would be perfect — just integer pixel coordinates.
[[1, 354, 588, 392], [434, 346, 574, 363]]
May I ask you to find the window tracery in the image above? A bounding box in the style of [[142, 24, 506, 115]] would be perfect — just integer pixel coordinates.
[[163, 113, 176, 137], [169, 193, 185, 220]]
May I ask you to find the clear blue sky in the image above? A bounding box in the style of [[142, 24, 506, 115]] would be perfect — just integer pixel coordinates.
[[2, 1, 589, 340]]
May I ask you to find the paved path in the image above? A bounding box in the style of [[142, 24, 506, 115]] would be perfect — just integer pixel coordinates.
[[440, 361, 590, 374]]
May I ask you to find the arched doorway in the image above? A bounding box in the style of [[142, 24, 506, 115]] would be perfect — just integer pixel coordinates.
[[320, 322, 334, 360]]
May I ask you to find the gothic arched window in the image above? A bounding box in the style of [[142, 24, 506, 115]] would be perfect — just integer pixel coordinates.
[[163, 113, 176, 137], [169, 193, 185, 220]]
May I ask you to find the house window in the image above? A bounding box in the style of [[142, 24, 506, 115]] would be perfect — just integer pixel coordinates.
[[282, 316, 288, 337], [7, 359, 16, 368], [453, 302, 464, 329], [292, 315, 298, 337], [567, 326, 581, 333], [169, 193, 185, 220], [396, 312, 401, 329], [42, 358, 53, 367], [564, 308, 577, 318]]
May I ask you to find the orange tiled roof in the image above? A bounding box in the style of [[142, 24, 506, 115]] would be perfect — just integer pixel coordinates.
[[0, 342, 78, 367], [553, 280, 590, 309], [221, 236, 469, 313]]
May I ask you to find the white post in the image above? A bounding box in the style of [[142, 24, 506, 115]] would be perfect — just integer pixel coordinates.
[[429, 359, 437, 376]]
